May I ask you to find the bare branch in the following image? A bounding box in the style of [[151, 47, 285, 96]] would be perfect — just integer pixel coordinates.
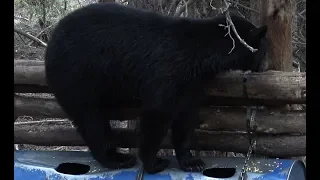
[[298, 9, 306, 20], [14, 28, 47, 47], [167, 0, 179, 15], [227, 0, 259, 13], [182, 0, 188, 17], [210, 0, 258, 54], [14, 15, 29, 21], [174, 0, 196, 17], [28, 23, 56, 46], [219, 23, 235, 54], [224, 11, 258, 53]]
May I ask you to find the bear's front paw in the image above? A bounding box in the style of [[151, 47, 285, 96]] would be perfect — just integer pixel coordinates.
[[144, 157, 170, 174], [100, 152, 136, 169], [112, 153, 137, 169], [178, 157, 205, 172]]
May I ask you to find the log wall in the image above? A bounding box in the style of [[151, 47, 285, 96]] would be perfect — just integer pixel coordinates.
[[14, 60, 306, 157]]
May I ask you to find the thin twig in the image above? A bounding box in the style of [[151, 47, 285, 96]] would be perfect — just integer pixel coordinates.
[[167, 0, 179, 15], [225, 11, 258, 53], [298, 9, 306, 20], [293, 41, 306, 45], [14, 15, 29, 21], [227, 0, 259, 13], [182, 0, 188, 17], [211, 0, 258, 54], [14, 28, 47, 47], [209, 0, 216, 11], [219, 23, 235, 54]]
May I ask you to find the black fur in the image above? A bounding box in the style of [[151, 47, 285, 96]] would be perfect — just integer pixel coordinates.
[[44, 3, 269, 174]]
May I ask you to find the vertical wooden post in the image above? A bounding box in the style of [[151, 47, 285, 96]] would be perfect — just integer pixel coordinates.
[[260, 0, 299, 110], [260, 0, 296, 72]]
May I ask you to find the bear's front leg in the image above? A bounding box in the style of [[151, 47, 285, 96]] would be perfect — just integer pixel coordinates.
[[138, 109, 172, 174], [171, 89, 205, 172]]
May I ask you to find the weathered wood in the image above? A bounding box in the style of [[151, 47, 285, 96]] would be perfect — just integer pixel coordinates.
[[260, 0, 301, 111], [15, 95, 306, 134], [14, 60, 306, 104], [199, 107, 305, 134], [14, 63, 46, 86], [14, 124, 306, 157], [14, 94, 141, 120], [260, 0, 296, 71], [15, 60, 44, 66]]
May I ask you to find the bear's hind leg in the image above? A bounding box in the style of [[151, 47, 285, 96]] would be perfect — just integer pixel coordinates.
[[171, 110, 205, 172], [74, 110, 136, 169]]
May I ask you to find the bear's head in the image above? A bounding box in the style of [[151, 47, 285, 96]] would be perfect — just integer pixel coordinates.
[[227, 13, 270, 73], [240, 25, 269, 73]]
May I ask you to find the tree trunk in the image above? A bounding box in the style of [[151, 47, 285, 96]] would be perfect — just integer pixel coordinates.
[[260, 0, 297, 110], [260, 0, 296, 72]]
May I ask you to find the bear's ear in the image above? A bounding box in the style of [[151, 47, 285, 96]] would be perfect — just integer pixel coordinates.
[[252, 25, 268, 39]]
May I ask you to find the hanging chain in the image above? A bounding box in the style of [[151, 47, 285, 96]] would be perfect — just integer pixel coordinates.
[[239, 71, 257, 180], [136, 166, 144, 180], [238, 107, 257, 180]]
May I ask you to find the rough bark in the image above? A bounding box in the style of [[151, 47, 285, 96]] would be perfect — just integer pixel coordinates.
[[14, 61, 306, 104], [14, 124, 306, 157], [15, 95, 306, 134], [260, 0, 296, 71], [260, 0, 300, 111]]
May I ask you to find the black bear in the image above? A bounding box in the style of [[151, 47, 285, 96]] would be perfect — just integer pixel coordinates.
[[44, 3, 269, 174]]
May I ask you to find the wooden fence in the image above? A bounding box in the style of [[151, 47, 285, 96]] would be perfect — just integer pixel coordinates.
[[14, 60, 306, 157]]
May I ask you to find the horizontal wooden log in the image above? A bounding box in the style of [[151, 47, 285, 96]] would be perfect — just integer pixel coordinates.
[[14, 124, 306, 157], [15, 63, 46, 86], [15, 95, 306, 134], [14, 60, 305, 104], [14, 94, 140, 120], [15, 60, 44, 66]]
